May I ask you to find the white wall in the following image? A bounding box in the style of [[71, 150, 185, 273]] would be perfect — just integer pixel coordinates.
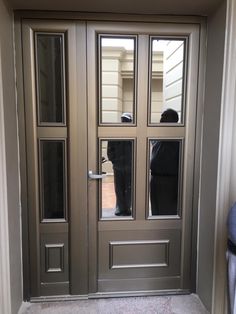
[[0, 0, 22, 313], [197, 0, 227, 311], [163, 40, 184, 119]]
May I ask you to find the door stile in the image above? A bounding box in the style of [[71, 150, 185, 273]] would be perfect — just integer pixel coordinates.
[[22, 21, 41, 297], [87, 22, 99, 294]]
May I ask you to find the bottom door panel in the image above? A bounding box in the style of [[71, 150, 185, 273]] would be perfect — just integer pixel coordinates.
[[98, 228, 181, 292], [40, 225, 69, 296]]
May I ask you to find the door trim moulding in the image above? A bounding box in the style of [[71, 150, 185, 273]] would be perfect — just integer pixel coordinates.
[[14, 11, 206, 24], [212, 0, 236, 313], [0, 49, 12, 314]]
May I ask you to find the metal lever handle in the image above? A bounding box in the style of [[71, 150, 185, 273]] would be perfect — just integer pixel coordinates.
[[88, 170, 106, 180]]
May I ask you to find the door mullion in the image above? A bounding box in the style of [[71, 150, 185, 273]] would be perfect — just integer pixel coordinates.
[[135, 35, 149, 220]]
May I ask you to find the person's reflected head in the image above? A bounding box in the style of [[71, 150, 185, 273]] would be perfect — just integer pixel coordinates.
[[160, 109, 179, 123], [121, 112, 132, 123]]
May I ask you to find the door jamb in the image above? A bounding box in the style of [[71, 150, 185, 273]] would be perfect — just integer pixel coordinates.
[[0, 46, 12, 314], [212, 0, 236, 313]]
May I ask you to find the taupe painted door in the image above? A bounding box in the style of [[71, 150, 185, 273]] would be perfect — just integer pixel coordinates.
[[87, 22, 199, 294], [21, 19, 199, 298]]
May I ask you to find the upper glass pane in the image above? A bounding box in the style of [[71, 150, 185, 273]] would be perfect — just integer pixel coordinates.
[[100, 139, 134, 219], [150, 38, 185, 124], [36, 34, 65, 124], [40, 140, 66, 220], [100, 36, 136, 124]]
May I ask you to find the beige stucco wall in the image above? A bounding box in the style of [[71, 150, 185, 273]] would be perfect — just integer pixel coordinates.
[[163, 40, 184, 121], [0, 0, 22, 313], [102, 47, 135, 123]]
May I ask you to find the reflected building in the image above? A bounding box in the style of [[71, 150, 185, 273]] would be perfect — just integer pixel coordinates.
[[100, 38, 184, 124]]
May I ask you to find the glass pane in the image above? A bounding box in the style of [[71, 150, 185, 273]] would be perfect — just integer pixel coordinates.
[[100, 36, 135, 124], [150, 38, 185, 124], [101, 140, 133, 219], [148, 139, 181, 216], [36, 34, 65, 124], [40, 140, 66, 220]]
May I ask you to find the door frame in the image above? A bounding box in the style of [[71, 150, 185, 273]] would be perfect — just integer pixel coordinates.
[[14, 12, 206, 301]]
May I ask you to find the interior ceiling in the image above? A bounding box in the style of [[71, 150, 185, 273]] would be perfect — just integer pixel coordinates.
[[7, 0, 222, 15]]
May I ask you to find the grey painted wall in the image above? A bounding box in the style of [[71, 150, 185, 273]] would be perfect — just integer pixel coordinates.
[[0, 0, 22, 313], [197, 1, 227, 311], [7, 0, 223, 15]]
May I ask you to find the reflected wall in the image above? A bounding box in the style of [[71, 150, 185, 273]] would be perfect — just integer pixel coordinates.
[[150, 38, 186, 124], [100, 36, 136, 124]]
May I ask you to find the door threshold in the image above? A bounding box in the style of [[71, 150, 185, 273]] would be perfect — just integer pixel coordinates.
[[30, 289, 191, 302]]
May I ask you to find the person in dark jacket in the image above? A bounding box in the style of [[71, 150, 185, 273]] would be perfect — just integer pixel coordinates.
[[150, 109, 179, 215], [107, 113, 132, 216], [227, 202, 236, 314]]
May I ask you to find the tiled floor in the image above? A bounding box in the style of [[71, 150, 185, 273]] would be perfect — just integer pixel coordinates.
[[19, 294, 209, 314], [101, 179, 152, 218], [102, 182, 116, 209]]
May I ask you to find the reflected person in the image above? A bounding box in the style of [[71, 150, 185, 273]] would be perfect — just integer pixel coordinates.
[[150, 109, 179, 215], [107, 113, 132, 216]]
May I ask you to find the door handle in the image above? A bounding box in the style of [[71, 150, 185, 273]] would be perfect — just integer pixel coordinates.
[[88, 170, 107, 180]]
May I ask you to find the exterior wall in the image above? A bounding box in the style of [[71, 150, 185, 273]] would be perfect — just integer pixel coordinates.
[[0, 0, 22, 313], [101, 47, 138, 123], [102, 48, 123, 122], [150, 78, 162, 122], [150, 51, 163, 122], [163, 40, 184, 120], [123, 78, 133, 113], [197, 1, 227, 311]]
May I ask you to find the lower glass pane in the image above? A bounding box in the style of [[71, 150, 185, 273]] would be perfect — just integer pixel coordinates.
[[40, 140, 66, 220], [148, 139, 181, 217], [101, 140, 133, 219]]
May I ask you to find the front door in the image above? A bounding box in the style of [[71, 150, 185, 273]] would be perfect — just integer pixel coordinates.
[[87, 22, 199, 294], [21, 18, 200, 298]]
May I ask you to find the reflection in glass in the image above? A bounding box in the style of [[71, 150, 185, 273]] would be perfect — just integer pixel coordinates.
[[101, 140, 133, 218], [40, 140, 66, 220], [149, 139, 180, 216], [150, 38, 185, 124], [100, 36, 135, 123], [36, 34, 65, 124]]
